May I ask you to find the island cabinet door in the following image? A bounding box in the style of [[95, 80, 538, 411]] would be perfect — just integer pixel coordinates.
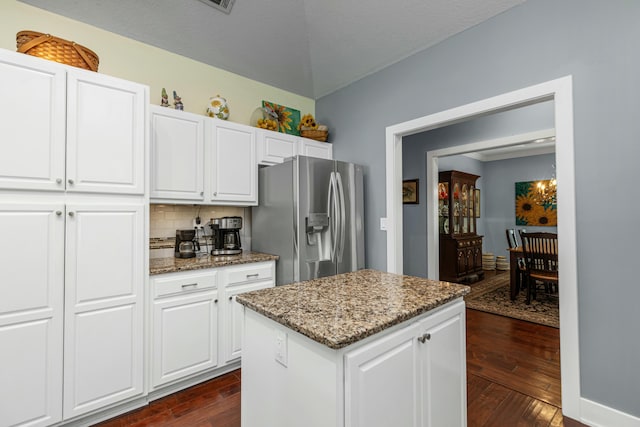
[[344, 322, 421, 427], [417, 300, 466, 427]]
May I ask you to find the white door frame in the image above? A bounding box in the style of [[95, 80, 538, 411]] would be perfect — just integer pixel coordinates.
[[385, 76, 580, 419]]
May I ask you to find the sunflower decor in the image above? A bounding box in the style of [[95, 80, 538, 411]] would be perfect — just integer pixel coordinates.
[[515, 181, 557, 226], [262, 100, 300, 135]]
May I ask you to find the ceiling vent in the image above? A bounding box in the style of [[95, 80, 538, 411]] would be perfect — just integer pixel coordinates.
[[198, 0, 234, 14]]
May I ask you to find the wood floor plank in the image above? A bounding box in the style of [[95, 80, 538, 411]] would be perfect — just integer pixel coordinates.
[[467, 377, 514, 427]]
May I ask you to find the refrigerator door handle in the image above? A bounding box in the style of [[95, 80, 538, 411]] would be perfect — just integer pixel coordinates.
[[327, 171, 339, 261], [336, 171, 346, 261]]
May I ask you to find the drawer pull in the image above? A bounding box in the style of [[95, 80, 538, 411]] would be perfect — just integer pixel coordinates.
[[417, 333, 431, 343], [246, 273, 259, 279], [181, 283, 198, 289]]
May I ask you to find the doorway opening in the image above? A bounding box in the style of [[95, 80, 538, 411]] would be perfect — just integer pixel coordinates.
[[385, 76, 579, 419]]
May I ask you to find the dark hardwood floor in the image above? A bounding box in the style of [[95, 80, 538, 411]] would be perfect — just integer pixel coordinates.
[[97, 309, 582, 427]]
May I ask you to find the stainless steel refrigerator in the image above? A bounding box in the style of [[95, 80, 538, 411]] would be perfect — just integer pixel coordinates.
[[252, 156, 365, 285]]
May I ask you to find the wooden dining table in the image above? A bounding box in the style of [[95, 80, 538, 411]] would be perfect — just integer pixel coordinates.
[[508, 246, 523, 300]]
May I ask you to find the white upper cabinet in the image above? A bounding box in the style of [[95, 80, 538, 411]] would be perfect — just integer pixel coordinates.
[[66, 70, 146, 195], [299, 138, 333, 160], [150, 106, 205, 201], [150, 113, 257, 205], [0, 52, 66, 192], [256, 128, 333, 165], [0, 50, 146, 195], [256, 129, 298, 165], [207, 119, 257, 205]]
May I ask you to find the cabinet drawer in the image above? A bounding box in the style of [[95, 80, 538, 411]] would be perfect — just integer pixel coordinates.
[[224, 263, 273, 285], [153, 271, 218, 298]]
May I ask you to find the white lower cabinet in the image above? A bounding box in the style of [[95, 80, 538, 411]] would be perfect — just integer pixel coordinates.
[[345, 300, 466, 427], [345, 322, 420, 427], [63, 203, 145, 419], [222, 281, 272, 364], [0, 202, 146, 426], [150, 261, 275, 391], [0, 203, 64, 427], [151, 271, 219, 389]]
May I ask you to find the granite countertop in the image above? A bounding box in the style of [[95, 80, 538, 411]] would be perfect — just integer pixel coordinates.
[[149, 251, 279, 275], [236, 269, 470, 349]]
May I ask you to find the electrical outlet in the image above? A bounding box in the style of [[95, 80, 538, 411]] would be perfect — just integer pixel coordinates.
[[192, 216, 202, 229], [275, 330, 288, 367]]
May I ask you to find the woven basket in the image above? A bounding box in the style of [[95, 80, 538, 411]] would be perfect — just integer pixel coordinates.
[[16, 30, 99, 72], [300, 129, 329, 142]]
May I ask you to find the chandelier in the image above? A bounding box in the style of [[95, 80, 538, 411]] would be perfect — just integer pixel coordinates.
[[534, 177, 557, 206]]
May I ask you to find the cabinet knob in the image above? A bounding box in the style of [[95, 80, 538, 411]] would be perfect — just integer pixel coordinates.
[[68, 211, 75, 217], [56, 178, 62, 184], [68, 179, 74, 185], [55, 210, 62, 216], [214, 299, 218, 303], [417, 333, 431, 343], [229, 296, 233, 301], [200, 191, 204, 196], [214, 192, 218, 197]]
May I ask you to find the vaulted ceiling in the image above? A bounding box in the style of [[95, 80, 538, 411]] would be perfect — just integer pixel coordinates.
[[19, 0, 525, 99]]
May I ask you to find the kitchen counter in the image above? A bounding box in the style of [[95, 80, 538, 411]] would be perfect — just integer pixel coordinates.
[[149, 251, 279, 275], [236, 268, 469, 349], [239, 269, 470, 427]]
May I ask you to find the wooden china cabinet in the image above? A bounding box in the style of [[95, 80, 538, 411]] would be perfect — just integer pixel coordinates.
[[438, 170, 484, 284]]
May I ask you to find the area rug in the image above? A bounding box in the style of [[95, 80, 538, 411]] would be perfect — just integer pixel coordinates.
[[464, 272, 559, 328]]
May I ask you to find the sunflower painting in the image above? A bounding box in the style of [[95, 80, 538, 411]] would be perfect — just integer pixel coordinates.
[[262, 101, 301, 135], [515, 181, 557, 226]]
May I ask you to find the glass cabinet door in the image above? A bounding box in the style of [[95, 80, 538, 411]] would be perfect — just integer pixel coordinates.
[[461, 184, 468, 233], [453, 183, 460, 234], [469, 185, 475, 233], [438, 182, 449, 234]]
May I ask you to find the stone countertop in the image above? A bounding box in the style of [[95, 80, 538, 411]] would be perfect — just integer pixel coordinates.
[[236, 269, 470, 350], [149, 251, 279, 275]]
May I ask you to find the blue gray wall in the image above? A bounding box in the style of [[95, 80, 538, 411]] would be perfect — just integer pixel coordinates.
[[316, 0, 639, 418], [482, 153, 557, 255], [403, 151, 558, 277]]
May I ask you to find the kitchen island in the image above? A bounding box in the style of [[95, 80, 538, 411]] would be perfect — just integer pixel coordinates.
[[236, 269, 470, 427]]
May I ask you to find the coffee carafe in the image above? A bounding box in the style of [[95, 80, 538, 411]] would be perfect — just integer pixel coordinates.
[[210, 216, 242, 255], [175, 229, 199, 258]]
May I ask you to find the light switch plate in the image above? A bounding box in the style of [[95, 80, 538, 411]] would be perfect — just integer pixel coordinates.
[[380, 217, 388, 231]]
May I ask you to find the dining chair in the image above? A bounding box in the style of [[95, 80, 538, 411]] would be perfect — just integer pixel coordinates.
[[518, 231, 559, 304], [505, 228, 519, 249], [505, 229, 526, 295]]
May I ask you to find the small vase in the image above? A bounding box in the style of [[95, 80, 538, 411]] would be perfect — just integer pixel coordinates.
[[206, 95, 229, 120]]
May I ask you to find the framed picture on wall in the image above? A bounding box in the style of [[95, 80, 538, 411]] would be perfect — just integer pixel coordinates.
[[474, 189, 480, 217], [402, 179, 419, 204]]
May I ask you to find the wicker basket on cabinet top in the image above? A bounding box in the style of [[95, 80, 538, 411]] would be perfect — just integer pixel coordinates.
[[16, 30, 99, 72]]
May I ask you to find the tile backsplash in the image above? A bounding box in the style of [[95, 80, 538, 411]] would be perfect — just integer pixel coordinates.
[[150, 204, 252, 257]]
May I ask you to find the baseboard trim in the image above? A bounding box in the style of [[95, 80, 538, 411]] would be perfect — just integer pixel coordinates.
[[580, 397, 640, 427]]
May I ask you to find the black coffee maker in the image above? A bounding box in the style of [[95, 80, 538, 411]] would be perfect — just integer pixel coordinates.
[[175, 229, 200, 258], [210, 216, 242, 255]]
